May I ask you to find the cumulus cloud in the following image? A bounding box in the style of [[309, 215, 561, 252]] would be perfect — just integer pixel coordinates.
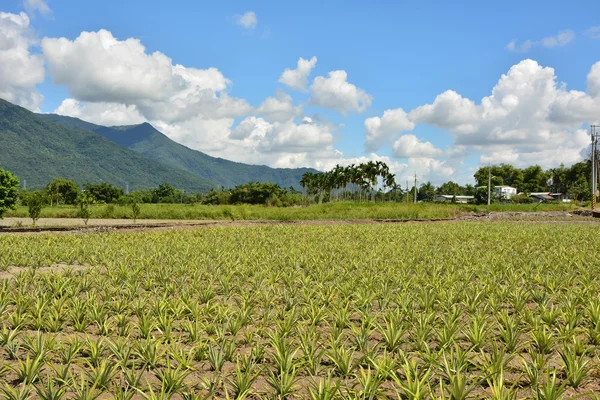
[[279, 56, 317, 92], [236, 11, 257, 29], [409, 59, 598, 169], [23, 0, 52, 16], [392, 134, 442, 158], [310, 70, 373, 114], [0, 12, 44, 110], [230, 116, 336, 154], [507, 29, 574, 52], [364, 108, 415, 150], [256, 89, 302, 122], [54, 99, 146, 127], [42, 29, 250, 123]]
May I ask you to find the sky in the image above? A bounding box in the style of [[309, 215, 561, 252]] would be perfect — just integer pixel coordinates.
[[2, 0, 600, 185]]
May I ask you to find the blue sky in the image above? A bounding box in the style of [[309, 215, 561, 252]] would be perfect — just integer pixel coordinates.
[[2, 0, 600, 184]]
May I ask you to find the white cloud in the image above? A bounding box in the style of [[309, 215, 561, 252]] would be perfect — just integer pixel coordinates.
[[364, 108, 415, 150], [586, 26, 600, 39], [0, 12, 44, 110], [310, 70, 373, 114], [409, 59, 597, 169], [279, 56, 317, 92], [23, 0, 52, 16], [42, 29, 250, 123], [587, 62, 600, 98], [230, 116, 336, 154], [54, 98, 145, 126], [236, 11, 257, 29], [392, 134, 442, 158], [507, 29, 574, 52], [256, 89, 302, 122], [541, 30, 575, 48]]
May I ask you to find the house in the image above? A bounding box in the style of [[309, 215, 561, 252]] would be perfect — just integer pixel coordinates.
[[528, 192, 554, 202], [476, 185, 518, 199], [434, 195, 475, 204], [527, 192, 568, 202], [494, 186, 517, 199]]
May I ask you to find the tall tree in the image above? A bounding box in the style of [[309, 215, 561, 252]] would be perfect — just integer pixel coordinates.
[[46, 178, 80, 205]]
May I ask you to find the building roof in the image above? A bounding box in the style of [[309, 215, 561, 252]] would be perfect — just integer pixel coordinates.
[[529, 193, 553, 200], [436, 195, 475, 199]]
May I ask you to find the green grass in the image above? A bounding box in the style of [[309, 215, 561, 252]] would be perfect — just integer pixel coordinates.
[[4, 201, 575, 221]]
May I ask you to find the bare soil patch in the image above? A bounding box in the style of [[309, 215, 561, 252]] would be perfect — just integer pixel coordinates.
[[0, 263, 95, 279]]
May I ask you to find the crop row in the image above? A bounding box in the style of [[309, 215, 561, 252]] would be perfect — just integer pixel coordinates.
[[0, 223, 599, 398]]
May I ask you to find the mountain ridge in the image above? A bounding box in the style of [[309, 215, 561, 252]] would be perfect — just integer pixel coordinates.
[[0, 98, 215, 191], [40, 113, 318, 189]]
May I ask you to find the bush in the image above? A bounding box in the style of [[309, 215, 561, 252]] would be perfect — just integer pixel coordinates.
[[512, 194, 534, 204], [0, 169, 19, 218]]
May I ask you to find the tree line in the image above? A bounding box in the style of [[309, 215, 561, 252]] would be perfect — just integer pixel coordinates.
[[300, 161, 396, 203], [0, 159, 595, 221]]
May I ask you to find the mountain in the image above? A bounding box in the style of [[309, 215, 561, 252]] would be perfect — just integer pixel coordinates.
[[40, 114, 317, 189], [0, 99, 215, 191]]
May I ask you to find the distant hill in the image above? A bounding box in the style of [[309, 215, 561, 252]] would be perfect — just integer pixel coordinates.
[[40, 114, 318, 189], [0, 99, 215, 191]]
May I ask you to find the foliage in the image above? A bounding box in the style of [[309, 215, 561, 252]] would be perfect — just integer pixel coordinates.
[[83, 182, 124, 204], [0, 168, 19, 218], [473, 161, 593, 200], [229, 181, 302, 206], [76, 192, 93, 225], [40, 113, 315, 189], [4, 201, 575, 221], [131, 202, 140, 222], [0, 223, 598, 397], [45, 178, 80, 205], [27, 191, 45, 226], [0, 99, 214, 192], [300, 162, 396, 203]]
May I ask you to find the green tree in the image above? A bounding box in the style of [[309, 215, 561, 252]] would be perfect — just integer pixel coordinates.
[[28, 192, 45, 226], [521, 165, 550, 193], [153, 183, 177, 203], [84, 183, 124, 204], [76, 192, 93, 225], [46, 178, 80, 205], [436, 181, 463, 196], [473, 165, 505, 187], [131, 202, 140, 223], [0, 169, 19, 218], [417, 182, 436, 202]]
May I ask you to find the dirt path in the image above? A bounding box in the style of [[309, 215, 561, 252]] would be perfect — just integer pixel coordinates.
[[0, 217, 215, 227], [0, 211, 597, 234]]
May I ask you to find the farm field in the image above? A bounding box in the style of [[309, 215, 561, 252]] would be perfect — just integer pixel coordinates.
[[3, 202, 575, 223], [0, 223, 599, 398]]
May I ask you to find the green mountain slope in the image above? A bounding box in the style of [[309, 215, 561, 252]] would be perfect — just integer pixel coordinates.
[[0, 99, 215, 191], [40, 114, 318, 188]]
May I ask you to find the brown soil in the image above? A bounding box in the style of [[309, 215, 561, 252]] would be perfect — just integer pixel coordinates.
[[0, 263, 94, 279], [0, 211, 598, 235]]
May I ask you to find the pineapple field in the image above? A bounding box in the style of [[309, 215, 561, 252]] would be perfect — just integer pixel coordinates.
[[0, 222, 599, 399]]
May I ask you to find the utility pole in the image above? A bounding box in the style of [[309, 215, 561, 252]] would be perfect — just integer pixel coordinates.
[[591, 126, 600, 210], [23, 179, 26, 191], [487, 164, 491, 206], [126, 184, 129, 195], [414, 172, 417, 203], [406, 179, 409, 203]]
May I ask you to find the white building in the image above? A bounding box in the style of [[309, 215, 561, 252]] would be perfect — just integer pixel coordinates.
[[434, 195, 475, 204], [494, 186, 517, 199]]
